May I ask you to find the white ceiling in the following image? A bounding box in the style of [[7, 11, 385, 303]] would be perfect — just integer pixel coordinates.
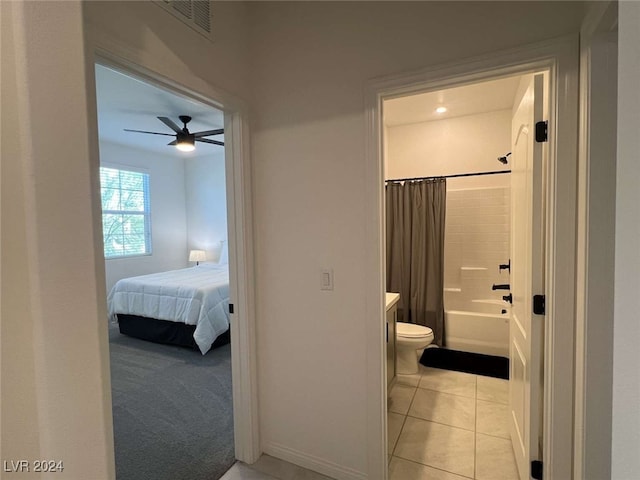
[[95, 66, 519, 153], [384, 75, 522, 127], [95, 65, 224, 157]]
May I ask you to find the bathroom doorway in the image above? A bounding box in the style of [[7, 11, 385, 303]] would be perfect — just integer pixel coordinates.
[[384, 75, 521, 358], [366, 38, 580, 480], [383, 72, 543, 479]]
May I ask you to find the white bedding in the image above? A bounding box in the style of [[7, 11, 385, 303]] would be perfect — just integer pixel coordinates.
[[108, 263, 230, 354]]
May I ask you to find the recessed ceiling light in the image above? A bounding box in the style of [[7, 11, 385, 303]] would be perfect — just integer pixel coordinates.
[[436, 106, 447, 114]]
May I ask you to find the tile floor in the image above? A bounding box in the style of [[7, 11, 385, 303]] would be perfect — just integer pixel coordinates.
[[221, 366, 517, 480], [220, 455, 333, 480], [388, 365, 518, 480]]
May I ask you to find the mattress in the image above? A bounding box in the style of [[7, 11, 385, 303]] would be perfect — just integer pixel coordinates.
[[108, 263, 230, 354]]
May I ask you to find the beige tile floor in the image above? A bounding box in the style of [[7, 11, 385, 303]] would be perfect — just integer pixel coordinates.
[[388, 366, 518, 480], [222, 367, 517, 480], [220, 455, 333, 480]]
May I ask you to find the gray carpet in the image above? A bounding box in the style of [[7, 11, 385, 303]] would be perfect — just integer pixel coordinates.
[[109, 323, 235, 480]]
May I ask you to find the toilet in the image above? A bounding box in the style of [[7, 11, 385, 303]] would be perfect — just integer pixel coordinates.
[[396, 322, 434, 374]]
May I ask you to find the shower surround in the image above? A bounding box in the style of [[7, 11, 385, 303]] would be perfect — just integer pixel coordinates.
[[443, 186, 511, 356]]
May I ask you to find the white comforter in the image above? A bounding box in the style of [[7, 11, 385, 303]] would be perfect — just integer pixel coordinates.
[[108, 263, 230, 354]]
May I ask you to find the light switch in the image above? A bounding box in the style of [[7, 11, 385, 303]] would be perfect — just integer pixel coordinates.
[[321, 268, 334, 291]]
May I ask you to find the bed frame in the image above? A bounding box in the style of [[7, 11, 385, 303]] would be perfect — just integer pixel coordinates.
[[117, 314, 230, 352]]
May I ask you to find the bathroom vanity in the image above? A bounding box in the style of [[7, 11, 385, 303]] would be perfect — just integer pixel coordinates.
[[385, 292, 400, 389]]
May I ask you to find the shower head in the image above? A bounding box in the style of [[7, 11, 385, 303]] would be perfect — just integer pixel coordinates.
[[498, 152, 512, 165]]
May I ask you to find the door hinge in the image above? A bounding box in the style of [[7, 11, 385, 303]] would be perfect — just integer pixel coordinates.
[[533, 295, 545, 315], [229, 303, 234, 314], [531, 460, 543, 480], [535, 121, 548, 142]]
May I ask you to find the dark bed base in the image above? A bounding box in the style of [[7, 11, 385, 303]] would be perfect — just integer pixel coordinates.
[[117, 314, 230, 352]]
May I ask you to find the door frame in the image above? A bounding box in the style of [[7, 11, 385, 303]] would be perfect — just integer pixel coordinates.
[[575, 2, 618, 478], [87, 50, 260, 464], [364, 35, 579, 479]]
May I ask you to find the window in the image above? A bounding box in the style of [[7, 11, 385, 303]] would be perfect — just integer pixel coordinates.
[[100, 167, 151, 258]]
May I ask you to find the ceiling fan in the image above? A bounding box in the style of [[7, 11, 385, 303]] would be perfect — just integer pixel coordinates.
[[124, 115, 224, 152]]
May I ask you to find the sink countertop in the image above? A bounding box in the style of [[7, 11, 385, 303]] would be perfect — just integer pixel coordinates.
[[385, 292, 400, 311]]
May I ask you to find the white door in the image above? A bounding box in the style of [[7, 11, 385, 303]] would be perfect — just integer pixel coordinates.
[[509, 73, 545, 480]]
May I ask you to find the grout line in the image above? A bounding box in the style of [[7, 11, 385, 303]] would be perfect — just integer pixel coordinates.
[[474, 387, 478, 479], [389, 412, 408, 456], [405, 384, 419, 414], [476, 431, 511, 441], [388, 383, 419, 456], [416, 384, 477, 400], [396, 414, 408, 454], [399, 368, 486, 478], [391, 454, 475, 480], [404, 413, 476, 433]]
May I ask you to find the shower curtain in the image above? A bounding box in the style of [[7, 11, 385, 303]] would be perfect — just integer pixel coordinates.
[[386, 178, 446, 346]]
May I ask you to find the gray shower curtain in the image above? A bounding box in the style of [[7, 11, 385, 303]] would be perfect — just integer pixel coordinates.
[[386, 178, 446, 346]]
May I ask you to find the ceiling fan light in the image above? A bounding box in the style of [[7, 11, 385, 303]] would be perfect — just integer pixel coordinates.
[[176, 136, 195, 152], [176, 142, 195, 152]]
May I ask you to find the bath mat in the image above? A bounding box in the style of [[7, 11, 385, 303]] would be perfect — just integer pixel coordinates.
[[419, 347, 509, 379]]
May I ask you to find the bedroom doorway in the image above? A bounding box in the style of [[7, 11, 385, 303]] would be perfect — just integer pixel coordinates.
[[92, 60, 250, 480]]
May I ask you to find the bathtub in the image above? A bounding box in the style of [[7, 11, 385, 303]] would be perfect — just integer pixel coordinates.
[[444, 306, 509, 357]]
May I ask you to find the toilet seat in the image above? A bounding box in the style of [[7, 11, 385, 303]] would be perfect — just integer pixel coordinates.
[[397, 322, 433, 339]]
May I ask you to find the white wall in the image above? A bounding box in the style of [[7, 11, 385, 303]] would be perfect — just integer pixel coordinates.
[[386, 109, 512, 188], [99, 141, 188, 292], [249, 3, 583, 477], [1, 2, 116, 477], [613, 2, 640, 477], [1, 1, 250, 478], [185, 149, 228, 261], [84, 1, 251, 105], [1, 1, 592, 479], [445, 187, 511, 312], [1, 0, 47, 468]]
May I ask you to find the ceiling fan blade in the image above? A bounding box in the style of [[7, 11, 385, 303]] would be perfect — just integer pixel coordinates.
[[167, 140, 177, 146], [196, 138, 225, 146], [157, 116, 182, 133], [193, 128, 224, 138], [124, 129, 175, 137]]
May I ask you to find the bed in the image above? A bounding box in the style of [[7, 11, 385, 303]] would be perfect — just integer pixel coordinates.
[[108, 263, 230, 354]]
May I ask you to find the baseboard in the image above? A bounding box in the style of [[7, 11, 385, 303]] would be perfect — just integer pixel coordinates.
[[263, 442, 368, 480]]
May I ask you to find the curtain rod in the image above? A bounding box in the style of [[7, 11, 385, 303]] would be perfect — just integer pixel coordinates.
[[385, 169, 511, 183]]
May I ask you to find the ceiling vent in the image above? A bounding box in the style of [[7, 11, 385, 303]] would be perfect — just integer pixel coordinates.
[[154, 1, 213, 41]]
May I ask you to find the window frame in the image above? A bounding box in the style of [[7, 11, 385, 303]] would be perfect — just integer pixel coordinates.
[[99, 164, 152, 259]]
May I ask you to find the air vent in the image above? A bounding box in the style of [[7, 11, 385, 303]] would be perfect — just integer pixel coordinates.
[[172, 1, 193, 20], [192, 1, 211, 32], [154, 0, 213, 40]]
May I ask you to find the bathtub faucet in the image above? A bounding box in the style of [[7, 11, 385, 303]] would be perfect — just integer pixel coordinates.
[[492, 283, 511, 290]]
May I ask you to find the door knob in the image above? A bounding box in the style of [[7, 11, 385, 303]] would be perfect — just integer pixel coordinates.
[[499, 260, 511, 273], [492, 284, 511, 290], [502, 294, 513, 304]]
